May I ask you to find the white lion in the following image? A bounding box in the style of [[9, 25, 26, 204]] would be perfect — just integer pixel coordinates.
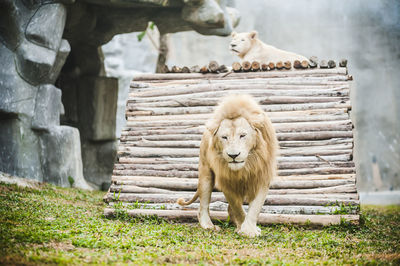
[[177, 95, 278, 237], [230, 31, 308, 64]]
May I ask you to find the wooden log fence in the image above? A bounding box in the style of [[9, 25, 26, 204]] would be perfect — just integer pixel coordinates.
[[103, 65, 359, 226]]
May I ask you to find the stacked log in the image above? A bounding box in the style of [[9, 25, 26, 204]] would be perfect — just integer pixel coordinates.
[[104, 68, 358, 225]]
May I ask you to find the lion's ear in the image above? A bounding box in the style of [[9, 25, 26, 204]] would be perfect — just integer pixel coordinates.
[[249, 30, 258, 39], [231, 31, 237, 37], [206, 119, 220, 136], [250, 113, 265, 130]]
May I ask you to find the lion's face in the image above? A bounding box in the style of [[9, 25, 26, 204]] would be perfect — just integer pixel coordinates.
[[216, 117, 257, 171], [229, 31, 257, 57]]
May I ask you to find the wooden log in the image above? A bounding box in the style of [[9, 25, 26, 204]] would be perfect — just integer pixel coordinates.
[[261, 63, 269, 71], [309, 56, 318, 68], [181, 66, 190, 73], [159, 64, 169, 73], [114, 160, 354, 171], [339, 59, 348, 67], [130, 82, 350, 99], [131, 76, 349, 89], [103, 208, 359, 226], [301, 60, 309, 69], [103, 193, 359, 206], [171, 66, 182, 73], [119, 138, 352, 150], [199, 66, 208, 74], [117, 154, 352, 166], [251, 61, 260, 71], [110, 183, 357, 195], [111, 176, 355, 190], [284, 61, 292, 70], [126, 113, 350, 127], [218, 64, 229, 73], [128, 96, 350, 109], [120, 131, 353, 142], [208, 60, 219, 73], [320, 60, 328, 69], [127, 101, 351, 115], [293, 60, 302, 69], [328, 60, 336, 68], [123, 120, 352, 135], [108, 202, 359, 215], [268, 62, 275, 70], [232, 62, 242, 72], [131, 68, 348, 81], [129, 87, 350, 103], [126, 109, 350, 123], [242, 61, 251, 71], [276, 61, 284, 70], [190, 65, 200, 73], [112, 165, 355, 178]]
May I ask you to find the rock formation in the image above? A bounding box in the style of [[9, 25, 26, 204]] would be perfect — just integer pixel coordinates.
[[0, 0, 239, 189]]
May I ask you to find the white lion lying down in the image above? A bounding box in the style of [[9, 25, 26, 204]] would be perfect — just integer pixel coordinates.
[[230, 31, 308, 64], [177, 95, 278, 237]]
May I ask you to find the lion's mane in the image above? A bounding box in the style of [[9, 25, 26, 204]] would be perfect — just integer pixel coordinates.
[[204, 95, 278, 202]]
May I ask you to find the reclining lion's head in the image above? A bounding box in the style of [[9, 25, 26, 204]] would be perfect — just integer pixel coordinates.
[[206, 95, 276, 172], [229, 31, 258, 58]]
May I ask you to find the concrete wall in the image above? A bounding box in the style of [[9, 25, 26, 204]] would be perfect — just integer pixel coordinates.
[[102, 0, 400, 201]]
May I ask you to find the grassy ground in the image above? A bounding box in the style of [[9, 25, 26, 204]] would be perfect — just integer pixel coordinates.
[[0, 182, 399, 265]]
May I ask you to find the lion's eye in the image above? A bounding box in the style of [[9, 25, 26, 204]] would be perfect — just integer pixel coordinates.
[[240, 134, 246, 139], [221, 136, 228, 140]]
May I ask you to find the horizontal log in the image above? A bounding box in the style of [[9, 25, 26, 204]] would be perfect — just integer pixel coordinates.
[[104, 193, 359, 206], [114, 160, 354, 171], [103, 208, 359, 225], [117, 146, 353, 158], [127, 108, 349, 122], [122, 120, 352, 136], [117, 138, 353, 149], [111, 176, 355, 189], [117, 154, 352, 165], [108, 202, 358, 215], [126, 101, 351, 115], [131, 83, 350, 98], [109, 183, 357, 195], [132, 68, 348, 81], [129, 89, 350, 103], [112, 166, 355, 178], [126, 114, 350, 128]]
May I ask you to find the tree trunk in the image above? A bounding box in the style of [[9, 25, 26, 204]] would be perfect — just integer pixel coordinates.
[[155, 34, 169, 73]]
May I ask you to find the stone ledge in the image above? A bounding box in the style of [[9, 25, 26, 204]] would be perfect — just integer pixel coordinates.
[[360, 191, 400, 205]]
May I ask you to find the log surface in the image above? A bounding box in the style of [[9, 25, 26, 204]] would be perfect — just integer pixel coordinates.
[[105, 67, 358, 225]]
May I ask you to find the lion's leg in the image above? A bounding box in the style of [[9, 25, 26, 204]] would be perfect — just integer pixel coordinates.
[[237, 187, 269, 237], [198, 171, 219, 230], [224, 192, 245, 229]]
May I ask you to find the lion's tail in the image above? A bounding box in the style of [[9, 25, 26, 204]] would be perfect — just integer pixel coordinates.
[[177, 190, 199, 206]]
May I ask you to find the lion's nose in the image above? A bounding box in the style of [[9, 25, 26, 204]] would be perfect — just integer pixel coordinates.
[[231, 44, 237, 47], [228, 152, 240, 159]]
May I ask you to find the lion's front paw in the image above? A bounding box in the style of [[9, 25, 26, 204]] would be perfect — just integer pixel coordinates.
[[237, 222, 261, 238], [200, 222, 220, 231]]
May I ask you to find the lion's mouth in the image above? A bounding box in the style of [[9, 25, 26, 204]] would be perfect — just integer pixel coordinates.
[[229, 160, 244, 164], [230, 48, 239, 54]]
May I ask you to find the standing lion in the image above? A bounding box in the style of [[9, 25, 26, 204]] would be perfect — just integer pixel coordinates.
[[177, 95, 278, 237]]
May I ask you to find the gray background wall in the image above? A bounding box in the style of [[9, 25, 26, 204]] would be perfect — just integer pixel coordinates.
[[102, 0, 400, 201]]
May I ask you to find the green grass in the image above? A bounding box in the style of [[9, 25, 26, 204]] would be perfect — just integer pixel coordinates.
[[0, 183, 399, 265]]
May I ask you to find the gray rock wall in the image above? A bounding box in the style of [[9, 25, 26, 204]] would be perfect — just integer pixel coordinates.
[[103, 0, 400, 195], [0, 0, 240, 190]]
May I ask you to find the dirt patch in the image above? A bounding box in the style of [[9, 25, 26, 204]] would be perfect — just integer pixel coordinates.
[[362, 253, 400, 261]]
